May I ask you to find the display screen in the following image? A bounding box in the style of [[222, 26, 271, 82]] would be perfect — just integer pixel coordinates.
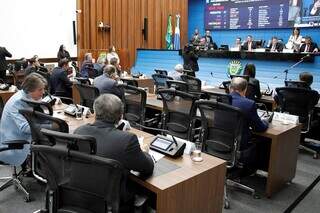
[[151, 137, 173, 151], [205, 0, 320, 30]]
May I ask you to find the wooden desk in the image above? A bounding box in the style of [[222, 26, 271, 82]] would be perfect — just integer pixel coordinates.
[[255, 122, 301, 197], [52, 105, 226, 213], [144, 94, 301, 198], [0, 87, 16, 103]]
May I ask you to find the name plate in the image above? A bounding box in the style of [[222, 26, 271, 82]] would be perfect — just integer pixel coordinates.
[[273, 112, 299, 125]]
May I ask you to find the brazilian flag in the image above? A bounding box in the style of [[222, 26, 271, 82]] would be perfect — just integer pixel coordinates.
[[166, 15, 173, 50]]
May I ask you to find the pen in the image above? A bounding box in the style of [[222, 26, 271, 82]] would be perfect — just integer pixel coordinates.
[[151, 155, 157, 163]]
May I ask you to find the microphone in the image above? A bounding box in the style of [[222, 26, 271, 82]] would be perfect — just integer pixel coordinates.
[[132, 122, 186, 158], [301, 54, 310, 61]]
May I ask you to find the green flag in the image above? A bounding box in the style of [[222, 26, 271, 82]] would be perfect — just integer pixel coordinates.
[[166, 15, 173, 50]]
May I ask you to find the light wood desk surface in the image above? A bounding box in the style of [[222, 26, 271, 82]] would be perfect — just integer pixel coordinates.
[[53, 104, 226, 213]]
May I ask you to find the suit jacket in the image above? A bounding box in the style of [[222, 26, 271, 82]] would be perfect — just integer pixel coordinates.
[[183, 50, 199, 72], [267, 42, 284, 52], [231, 92, 268, 150], [242, 41, 257, 51], [0, 47, 12, 73], [299, 42, 318, 53], [74, 120, 154, 201], [93, 74, 124, 99], [50, 67, 73, 97]]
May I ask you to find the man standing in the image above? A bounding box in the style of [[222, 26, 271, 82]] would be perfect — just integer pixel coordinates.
[[0, 46, 12, 82]]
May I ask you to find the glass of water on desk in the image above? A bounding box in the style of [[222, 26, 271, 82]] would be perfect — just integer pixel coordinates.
[[190, 141, 203, 162], [75, 108, 83, 120]]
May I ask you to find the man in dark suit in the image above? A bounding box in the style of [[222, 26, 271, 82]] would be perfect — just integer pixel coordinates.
[[230, 77, 269, 150], [242, 35, 257, 51], [267, 37, 284, 52], [203, 30, 218, 50], [94, 64, 124, 99], [0, 46, 12, 81], [50, 58, 73, 97], [74, 94, 154, 203], [182, 44, 199, 77], [299, 36, 319, 53]]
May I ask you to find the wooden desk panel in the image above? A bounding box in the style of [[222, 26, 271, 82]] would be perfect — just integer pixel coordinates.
[[0, 90, 15, 103], [53, 105, 226, 213]]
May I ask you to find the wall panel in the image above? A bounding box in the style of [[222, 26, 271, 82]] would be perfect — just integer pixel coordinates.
[[77, 0, 188, 69]]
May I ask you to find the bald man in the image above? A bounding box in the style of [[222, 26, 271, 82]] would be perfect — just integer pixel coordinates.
[[230, 77, 269, 150]]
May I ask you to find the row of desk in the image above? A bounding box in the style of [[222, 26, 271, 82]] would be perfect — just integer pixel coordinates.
[[53, 104, 226, 213]]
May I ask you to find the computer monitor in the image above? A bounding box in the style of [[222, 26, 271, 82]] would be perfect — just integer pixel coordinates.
[[220, 45, 229, 51]]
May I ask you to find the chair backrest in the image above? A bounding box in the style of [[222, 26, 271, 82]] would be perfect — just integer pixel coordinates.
[[152, 74, 173, 92], [205, 91, 232, 104], [245, 82, 258, 101], [166, 80, 189, 92], [74, 77, 91, 85], [120, 78, 139, 87], [194, 100, 245, 168], [275, 87, 319, 131], [41, 129, 97, 154], [285, 80, 309, 89], [0, 96, 4, 120], [21, 98, 53, 115], [31, 143, 123, 213], [74, 83, 100, 111], [230, 75, 250, 82], [154, 69, 168, 76], [158, 88, 198, 140], [122, 84, 147, 126], [35, 70, 51, 91], [180, 74, 202, 92]]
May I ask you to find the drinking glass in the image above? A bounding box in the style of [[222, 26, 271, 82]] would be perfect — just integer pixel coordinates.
[[191, 141, 203, 162], [75, 108, 83, 120]]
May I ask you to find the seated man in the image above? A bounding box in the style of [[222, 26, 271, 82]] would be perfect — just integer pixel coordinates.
[[299, 71, 313, 90], [74, 94, 154, 202], [230, 77, 269, 151], [24, 55, 40, 76], [203, 30, 218, 50], [242, 35, 257, 51], [168, 64, 183, 81], [0, 73, 49, 165], [50, 58, 73, 97], [93, 64, 124, 99], [299, 36, 319, 53], [267, 37, 284, 52]]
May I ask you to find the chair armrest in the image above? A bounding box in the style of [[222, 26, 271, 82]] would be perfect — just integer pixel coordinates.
[[1, 140, 29, 151]]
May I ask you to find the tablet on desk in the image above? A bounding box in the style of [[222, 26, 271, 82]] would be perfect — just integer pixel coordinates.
[[151, 137, 174, 151]]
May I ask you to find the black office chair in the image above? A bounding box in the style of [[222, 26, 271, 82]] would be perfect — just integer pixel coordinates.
[[119, 84, 159, 128], [246, 82, 260, 101], [205, 91, 232, 104], [74, 83, 100, 111], [166, 80, 189, 92], [8, 70, 23, 89], [158, 88, 198, 140], [31, 129, 125, 213], [0, 140, 31, 202], [120, 78, 139, 87], [180, 74, 201, 93], [276, 87, 320, 158], [21, 98, 53, 115], [285, 80, 309, 89], [194, 100, 258, 209], [0, 96, 4, 119], [152, 74, 173, 93], [154, 69, 168, 76], [19, 109, 69, 182], [74, 77, 91, 85]]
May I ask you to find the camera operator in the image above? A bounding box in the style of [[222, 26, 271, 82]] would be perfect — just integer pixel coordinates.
[[182, 44, 199, 77]]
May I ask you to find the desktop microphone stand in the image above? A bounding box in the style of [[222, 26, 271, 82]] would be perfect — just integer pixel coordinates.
[[281, 54, 309, 82]]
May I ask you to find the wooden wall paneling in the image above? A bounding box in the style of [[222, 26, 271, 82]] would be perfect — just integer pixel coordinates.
[[77, 0, 188, 67]]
